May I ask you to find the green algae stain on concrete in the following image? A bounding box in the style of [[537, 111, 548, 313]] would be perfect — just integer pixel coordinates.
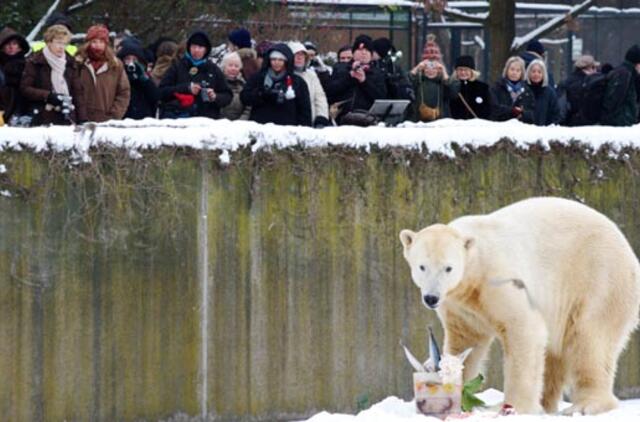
[[2, 145, 640, 420]]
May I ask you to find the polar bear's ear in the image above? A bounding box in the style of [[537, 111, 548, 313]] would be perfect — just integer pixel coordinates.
[[399, 230, 416, 249], [464, 237, 475, 250]]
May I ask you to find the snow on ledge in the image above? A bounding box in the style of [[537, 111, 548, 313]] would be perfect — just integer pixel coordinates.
[[1, 118, 639, 162]]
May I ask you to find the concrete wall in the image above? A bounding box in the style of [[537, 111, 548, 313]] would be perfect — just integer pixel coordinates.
[[1, 144, 639, 421]]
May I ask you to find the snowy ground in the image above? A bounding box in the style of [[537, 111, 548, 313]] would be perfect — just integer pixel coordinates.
[[298, 389, 640, 422]]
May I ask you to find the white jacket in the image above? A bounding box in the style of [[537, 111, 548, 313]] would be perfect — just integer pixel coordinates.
[[296, 69, 329, 123]]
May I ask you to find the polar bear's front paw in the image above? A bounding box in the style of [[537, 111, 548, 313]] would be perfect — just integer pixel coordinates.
[[561, 397, 618, 415]]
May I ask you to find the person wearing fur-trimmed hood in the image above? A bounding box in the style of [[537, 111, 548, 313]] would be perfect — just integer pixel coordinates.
[[240, 43, 312, 127], [288, 41, 330, 127]]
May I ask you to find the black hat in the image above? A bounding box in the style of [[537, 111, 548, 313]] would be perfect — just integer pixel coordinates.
[[526, 39, 545, 56], [187, 31, 211, 57], [625, 44, 640, 65], [117, 37, 147, 64], [455, 55, 475, 70], [228, 28, 251, 49], [372, 37, 395, 58], [352, 34, 373, 53], [45, 12, 73, 32]]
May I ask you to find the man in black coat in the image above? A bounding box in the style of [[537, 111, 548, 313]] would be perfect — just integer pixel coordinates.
[[240, 43, 312, 126], [117, 38, 159, 119], [159, 31, 232, 119], [325, 34, 387, 124], [372, 37, 414, 101], [601, 45, 640, 127], [556, 54, 600, 126], [448, 55, 491, 120]]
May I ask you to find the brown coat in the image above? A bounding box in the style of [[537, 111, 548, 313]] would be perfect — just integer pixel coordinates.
[[77, 58, 131, 122], [20, 51, 87, 125]]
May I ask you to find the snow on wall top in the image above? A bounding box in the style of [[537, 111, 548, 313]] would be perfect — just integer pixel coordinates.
[[1, 118, 639, 161]]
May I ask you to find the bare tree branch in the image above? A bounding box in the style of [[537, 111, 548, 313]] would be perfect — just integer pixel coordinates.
[[66, 0, 98, 14], [510, 0, 595, 52], [442, 7, 487, 24], [26, 0, 62, 42]]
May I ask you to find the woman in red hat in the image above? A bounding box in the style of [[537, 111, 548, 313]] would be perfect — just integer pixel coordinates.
[[76, 24, 130, 122]]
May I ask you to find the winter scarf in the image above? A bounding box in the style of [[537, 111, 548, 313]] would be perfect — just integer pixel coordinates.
[[43, 45, 70, 96], [87, 47, 106, 71], [264, 68, 286, 90], [506, 79, 524, 103], [185, 52, 207, 68]]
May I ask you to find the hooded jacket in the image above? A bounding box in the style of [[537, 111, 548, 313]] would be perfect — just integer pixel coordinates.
[[117, 38, 159, 119], [0, 27, 29, 119], [240, 43, 312, 127], [159, 31, 232, 119]]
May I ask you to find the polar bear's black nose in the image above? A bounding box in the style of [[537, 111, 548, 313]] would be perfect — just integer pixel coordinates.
[[423, 294, 440, 308]]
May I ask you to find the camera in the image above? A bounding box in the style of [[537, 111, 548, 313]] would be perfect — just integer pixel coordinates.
[[125, 62, 136, 73], [199, 80, 213, 102]]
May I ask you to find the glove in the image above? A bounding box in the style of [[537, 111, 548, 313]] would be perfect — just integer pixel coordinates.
[[511, 106, 522, 117], [174, 92, 195, 108], [313, 116, 331, 128], [47, 92, 63, 106]]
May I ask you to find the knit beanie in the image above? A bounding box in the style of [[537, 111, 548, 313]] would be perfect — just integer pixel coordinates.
[[422, 34, 442, 61], [85, 24, 109, 43], [526, 39, 545, 56], [352, 34, 373, 53], [228, 28, 252, 49], [372, 37, 394, 58], [625, 45, 640, 65]]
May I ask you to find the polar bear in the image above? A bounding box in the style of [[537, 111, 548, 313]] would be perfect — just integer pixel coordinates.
[[399, 197, 640, 415]]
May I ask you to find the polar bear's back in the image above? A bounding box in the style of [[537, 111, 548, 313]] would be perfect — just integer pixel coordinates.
[[451, 197, 640, 352]]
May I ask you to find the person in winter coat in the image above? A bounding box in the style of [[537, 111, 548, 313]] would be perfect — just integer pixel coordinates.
[[220, 52, 250, 120], [228, 28, 259, 82], [150, 40, 177, 86], [490, 56, 535, 123], [519, 39, 556, 89], [288, 41, 330, 127], [600, 45, 640, 127], [117, 38, 159, 119], [525, 59, 560, 126], [159, 31, 232, 119], [448, 55, 491, 120], [410, 58, 450, 122], [20, 25, 86, 125], [0, 27, 29, 122], [303, 41, 332, 89], [325, 35, 387, 125], [240, 43, 312, 127], [372, 37, 414, 101], [556, 54, 600, 126], [76, 25, 131, 122]]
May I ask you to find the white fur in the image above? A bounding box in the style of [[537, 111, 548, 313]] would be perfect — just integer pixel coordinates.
[[400, 197, 640, 415]]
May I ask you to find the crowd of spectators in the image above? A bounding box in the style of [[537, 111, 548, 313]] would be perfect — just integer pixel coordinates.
[[1, 15, 639, 128]]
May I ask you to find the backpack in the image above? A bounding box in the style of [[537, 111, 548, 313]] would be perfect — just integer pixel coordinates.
[[579, 73, 609, 124]]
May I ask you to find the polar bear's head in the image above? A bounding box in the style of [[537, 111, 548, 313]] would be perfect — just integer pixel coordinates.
[[399, 224, 473, 309]]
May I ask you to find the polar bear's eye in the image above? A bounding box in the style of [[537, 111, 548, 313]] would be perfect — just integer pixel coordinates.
[[445, 266, 452, 273], [419, 265, 426, 272]]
